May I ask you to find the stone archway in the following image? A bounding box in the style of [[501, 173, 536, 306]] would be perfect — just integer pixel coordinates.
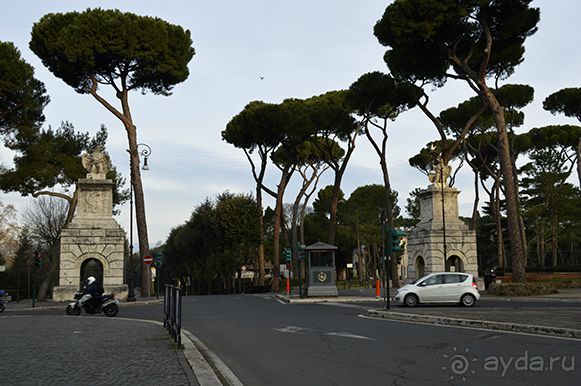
[[415, 256, 425, 279], [80, 258, 103, 288], [445, 255, 464, 273]]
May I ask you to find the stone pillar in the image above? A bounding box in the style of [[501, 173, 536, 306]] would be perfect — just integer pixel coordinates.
[[406, 183, 478, 282], [53, 149, 127, 301]]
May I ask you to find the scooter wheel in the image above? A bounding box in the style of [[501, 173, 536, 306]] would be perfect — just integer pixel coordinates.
[[103, 303, 119, 317], [67, 305, 81, 316], [0, 303, 5, 313]]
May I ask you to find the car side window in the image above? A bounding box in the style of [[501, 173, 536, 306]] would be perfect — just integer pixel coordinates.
[[424, 275, 444, 286], [444, 274, 460, 284], [458, 274, 468, 283]]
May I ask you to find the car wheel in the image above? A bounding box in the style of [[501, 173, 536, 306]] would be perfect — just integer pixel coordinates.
[[460, 294, 476, 307], [404, 294, 419, 307]]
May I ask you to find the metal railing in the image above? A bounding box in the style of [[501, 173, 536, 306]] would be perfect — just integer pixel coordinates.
[[163, 285, 182, 346]]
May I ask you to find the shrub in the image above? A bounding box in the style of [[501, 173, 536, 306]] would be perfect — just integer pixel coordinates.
[[488, 282, 559, 296]]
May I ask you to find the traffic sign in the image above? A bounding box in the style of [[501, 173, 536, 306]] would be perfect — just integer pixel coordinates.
[[143, 254, 153, 265]]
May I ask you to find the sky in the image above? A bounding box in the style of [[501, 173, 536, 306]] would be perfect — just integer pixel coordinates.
[[1, 0, 580, 247]]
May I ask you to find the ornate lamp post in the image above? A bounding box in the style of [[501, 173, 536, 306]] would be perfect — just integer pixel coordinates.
[[127, 143, 151, 301], [439, 157, 448, 264], [430, 143, 449, 270]]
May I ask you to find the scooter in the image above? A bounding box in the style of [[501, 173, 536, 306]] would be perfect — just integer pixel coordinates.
[[66, 290, 119, 317]]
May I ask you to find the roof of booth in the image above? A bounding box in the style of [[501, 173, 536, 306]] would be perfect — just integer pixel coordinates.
[[305, 242, 338, 251]]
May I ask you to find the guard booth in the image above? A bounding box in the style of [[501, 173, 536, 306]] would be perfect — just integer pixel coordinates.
[[305, 242, 338, 297]]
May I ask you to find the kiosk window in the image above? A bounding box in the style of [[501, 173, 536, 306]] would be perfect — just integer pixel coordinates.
[[311, 251, 333, 267]]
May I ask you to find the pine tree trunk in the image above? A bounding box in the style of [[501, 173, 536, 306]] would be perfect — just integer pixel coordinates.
[[479, 83, 526, 282], [271, 167, 292, 292], [575, 138, 581, 188], [328, 172, 342, 245], [256, 184, 266, 285], [494, 181, 505, 269], [552, 215, 558, 267]]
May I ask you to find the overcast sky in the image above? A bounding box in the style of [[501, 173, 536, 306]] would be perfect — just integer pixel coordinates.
[[1, 0, 580, 246]]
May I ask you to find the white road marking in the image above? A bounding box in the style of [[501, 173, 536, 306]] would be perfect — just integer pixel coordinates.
[[273, 325, 375, 341]]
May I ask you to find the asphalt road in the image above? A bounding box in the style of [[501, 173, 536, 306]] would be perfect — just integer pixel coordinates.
[[10, 295, 581, 385], [127, 295, 579, 385]]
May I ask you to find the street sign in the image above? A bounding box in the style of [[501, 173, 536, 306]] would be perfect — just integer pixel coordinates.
[[143, 254, 153, 265]]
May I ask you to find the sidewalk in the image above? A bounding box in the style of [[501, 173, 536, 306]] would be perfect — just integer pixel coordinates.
[[0, 314, 198, 385], [1, 298, 232, 386]]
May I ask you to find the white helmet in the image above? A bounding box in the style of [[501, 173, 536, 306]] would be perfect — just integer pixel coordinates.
[[87, 276, 96, 285]]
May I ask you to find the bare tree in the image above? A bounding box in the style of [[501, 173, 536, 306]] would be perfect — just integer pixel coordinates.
[[0, 201, 19, 260], [23, 196, 67, 300]]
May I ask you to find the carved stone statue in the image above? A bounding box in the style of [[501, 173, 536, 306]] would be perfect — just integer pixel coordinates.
[[428, 157, 451, 186], [81, 147, 111, 179]]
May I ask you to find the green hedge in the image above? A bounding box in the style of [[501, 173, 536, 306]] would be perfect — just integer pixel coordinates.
[[488, 282, 559, 296]]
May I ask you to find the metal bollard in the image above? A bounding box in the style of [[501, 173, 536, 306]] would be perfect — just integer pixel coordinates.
[[163, 284, 182, 346]]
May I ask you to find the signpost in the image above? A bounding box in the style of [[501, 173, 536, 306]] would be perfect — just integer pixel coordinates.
[[143, 254, 153, 265], [153, 252, 163, 298]]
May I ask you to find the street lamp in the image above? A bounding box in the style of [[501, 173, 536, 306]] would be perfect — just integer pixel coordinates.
[[439, 156, 448, 265], [430, 144, 448, 268], [127, 143, 151, 302]]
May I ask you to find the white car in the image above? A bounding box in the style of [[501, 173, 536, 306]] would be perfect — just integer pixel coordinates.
[[393, 272, 480, 307]]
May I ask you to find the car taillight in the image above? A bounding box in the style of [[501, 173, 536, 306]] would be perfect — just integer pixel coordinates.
[[472, 279, 478, 288]]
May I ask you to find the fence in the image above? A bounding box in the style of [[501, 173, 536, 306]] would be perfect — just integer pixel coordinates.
[[163, 285, 182, 346]]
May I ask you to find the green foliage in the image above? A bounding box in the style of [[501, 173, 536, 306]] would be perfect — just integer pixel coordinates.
[[0, 40, 49, 140], [0, 123, 128, 211], [342, 184, 400, 227], [162, 193, 260, 290], [30, 8, 195, 95], [222, 101, 282, 151], [0, 122, 88, 193], [524, 125, 581, 150], [374, 0, 540, 83], [405, 188, 422, 221], [347, 71, 418, 118], [520, 147, 581, 263], [543, 88, 581, 122], [305, 91, 355, 141], [312, 185, 344, 218]]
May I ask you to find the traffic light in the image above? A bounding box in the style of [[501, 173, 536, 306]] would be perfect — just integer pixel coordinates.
[[298, 244, 306, 260], [390, 228, 406, 253], [282, 248, 291, 263], [154, 252, 163, 268]]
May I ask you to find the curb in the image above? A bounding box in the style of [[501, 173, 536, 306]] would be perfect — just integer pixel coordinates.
[[366, 309, 581, 339], [182, 330, 243, 386], [3, 299, 164, 312], [276, 293, 383, 304], [480, 295, 581, 303]]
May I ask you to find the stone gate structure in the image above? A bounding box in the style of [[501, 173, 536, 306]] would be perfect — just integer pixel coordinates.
[[406, 161, 478, 281], [52, 148, 127, 301]]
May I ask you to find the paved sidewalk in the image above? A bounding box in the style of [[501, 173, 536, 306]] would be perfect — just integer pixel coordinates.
[[1, 298, 232, 386], [0, 315, 198, 385]]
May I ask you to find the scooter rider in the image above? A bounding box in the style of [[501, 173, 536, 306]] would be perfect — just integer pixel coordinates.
[[77, 276, 104, 307]]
